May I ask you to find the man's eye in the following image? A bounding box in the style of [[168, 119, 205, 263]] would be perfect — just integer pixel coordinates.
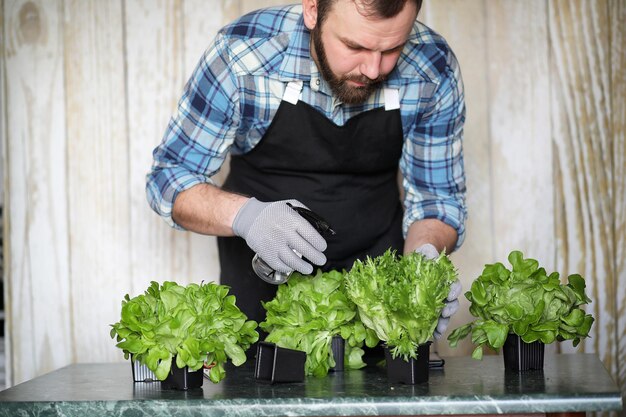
[[384, 46, 403, 55]]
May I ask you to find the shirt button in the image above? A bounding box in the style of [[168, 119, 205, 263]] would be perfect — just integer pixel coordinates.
[[315, 79, 320, 85]]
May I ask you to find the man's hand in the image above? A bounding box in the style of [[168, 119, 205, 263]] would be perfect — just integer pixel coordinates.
[[434, 280, 462, 339], [414, 242, 440, 260], [233, 198, 327, 275], [415, 243, 462, 340]]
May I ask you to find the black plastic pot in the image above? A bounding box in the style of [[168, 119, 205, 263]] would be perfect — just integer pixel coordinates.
[[329, 335, 345, 372], [131, 358, 156, 382], [384, 342, 430, 384], [254, 341, 306, 384], [161, 359, 204, 390], [502, 333, 545, 371]]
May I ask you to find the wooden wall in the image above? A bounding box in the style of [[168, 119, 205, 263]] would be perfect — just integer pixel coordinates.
[[1, 0, 624, 407]]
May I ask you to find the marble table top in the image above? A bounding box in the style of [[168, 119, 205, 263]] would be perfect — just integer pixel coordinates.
[[0, 354, 621, 416]]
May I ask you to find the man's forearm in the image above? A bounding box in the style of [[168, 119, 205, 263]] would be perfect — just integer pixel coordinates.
[[404, 219, 458, 255], [172, 183, 249, 236]]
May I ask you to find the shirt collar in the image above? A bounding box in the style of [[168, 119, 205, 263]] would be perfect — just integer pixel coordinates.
[[276, 13, 336, 95], [277, 13, 312, 82]]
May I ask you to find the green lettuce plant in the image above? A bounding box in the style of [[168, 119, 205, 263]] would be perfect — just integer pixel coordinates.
[[260, 270, 378, 377], [110, 281, 258, 383], [345, 249, 458, 361], [447, 250, 594, 359]]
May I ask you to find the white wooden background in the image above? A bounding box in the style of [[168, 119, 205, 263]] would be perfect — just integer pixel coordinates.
[[1, 0, 624, 409]]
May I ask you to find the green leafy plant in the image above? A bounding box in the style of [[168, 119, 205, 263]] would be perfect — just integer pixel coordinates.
[[447, 250, 594, 359], [260, 270, 378, 377], [345, 249, 458, 361], [110, 281, 258, 383]]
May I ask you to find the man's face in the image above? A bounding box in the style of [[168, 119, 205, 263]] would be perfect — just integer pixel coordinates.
[[306, 0, 418, 104]]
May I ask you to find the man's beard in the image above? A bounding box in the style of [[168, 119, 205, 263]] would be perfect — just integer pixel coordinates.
[[311, 27, 385, 105]]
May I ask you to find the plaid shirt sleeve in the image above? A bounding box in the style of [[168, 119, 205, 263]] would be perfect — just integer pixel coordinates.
[[145, 32, 241, 229], [400, 47, 467, 250]]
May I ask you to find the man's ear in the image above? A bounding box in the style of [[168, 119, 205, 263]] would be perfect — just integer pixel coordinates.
[[302, 0, 318, 30]]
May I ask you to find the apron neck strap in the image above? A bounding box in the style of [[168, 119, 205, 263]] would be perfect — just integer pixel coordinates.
[[282, 80, 400, 111], [383, 88, 400, 110], [282, 81, 303, 104]]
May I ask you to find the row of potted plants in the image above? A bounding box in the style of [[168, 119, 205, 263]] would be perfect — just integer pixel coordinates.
[[256, 246, 457, 384], [110, 250, 594, 389]]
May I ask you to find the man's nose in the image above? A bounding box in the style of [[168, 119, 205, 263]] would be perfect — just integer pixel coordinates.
[[360, 51, 382, 80]]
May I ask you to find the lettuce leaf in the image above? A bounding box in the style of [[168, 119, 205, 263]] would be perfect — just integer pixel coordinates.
[[447, 250, 594, 356], [110, 281, 258, 383], [260, 270, 377, 377], [345, 249, 458, 361]]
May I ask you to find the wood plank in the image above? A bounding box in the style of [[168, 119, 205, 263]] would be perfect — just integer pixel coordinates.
[[486, 0, 554, 268], [181, 0, 241, 284], [481, 0, 555, 359], [419, 0, 491, 357], [241, 0, 290, 13], [124, 0, 199, 299], [63, 0, 130, 363], [1, 0, 8, 387], [548, 0, 616, 379], [0, 0, 5, 208], [183, 0, 240, 82], [609, 0, 626, 406], [2, 0, 72, 384]]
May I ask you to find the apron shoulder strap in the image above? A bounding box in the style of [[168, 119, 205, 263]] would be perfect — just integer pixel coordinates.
[[384, 88, 400, 111], [283, 81, 399, 111], [282, 81, 303, 105]]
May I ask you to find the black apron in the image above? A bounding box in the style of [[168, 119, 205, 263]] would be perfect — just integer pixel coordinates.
[[218, 81, 404, 327]]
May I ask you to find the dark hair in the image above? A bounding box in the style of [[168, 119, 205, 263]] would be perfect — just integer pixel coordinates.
[[316, 0, 423, 26]]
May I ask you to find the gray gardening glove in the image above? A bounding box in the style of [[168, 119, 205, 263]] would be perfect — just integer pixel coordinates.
[[232, 198, 327, 275], [415, 243, 462, 340]]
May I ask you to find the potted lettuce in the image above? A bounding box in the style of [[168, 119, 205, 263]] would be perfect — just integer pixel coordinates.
[[260, 270, 378, 378], [345, 249, 458, 384], [447, 251, 594, 371], [110, 281, 258, 388]]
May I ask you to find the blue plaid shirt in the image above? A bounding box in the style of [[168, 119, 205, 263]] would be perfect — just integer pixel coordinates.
[[147, 4, 467, 248]]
